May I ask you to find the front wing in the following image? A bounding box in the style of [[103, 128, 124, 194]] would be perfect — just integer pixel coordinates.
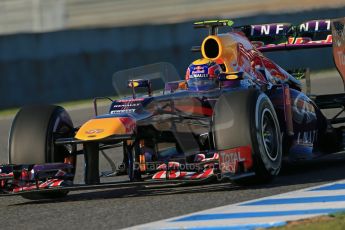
[[0, 146, 254, 196]]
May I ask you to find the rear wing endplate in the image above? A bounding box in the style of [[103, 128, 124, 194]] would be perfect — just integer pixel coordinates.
[[332, 18, 345, 88]]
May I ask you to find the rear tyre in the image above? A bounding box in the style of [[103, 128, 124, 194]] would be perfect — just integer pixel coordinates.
[[8, 105, 75, 199], [213, 90, 282, 184]]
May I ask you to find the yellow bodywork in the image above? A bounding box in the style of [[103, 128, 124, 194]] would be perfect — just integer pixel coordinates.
[[191, 58, 210, 65], [75, 117, 132, 141], [201, 34, 239, 72], [131, 81, 140, 87], [226, 74, 239, 80]]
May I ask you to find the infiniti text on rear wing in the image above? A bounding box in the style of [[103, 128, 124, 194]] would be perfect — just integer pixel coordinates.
[[240, 19, 332, 51], [238, 18, 345, 88]]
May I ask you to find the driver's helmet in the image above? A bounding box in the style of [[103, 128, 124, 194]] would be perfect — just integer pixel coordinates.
[[185, 59, 222, 91]]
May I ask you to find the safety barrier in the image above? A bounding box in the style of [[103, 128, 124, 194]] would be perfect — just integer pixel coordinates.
[[1, 7, 345, 109]]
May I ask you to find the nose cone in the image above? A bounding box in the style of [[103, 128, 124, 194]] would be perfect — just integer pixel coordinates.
[[75, 117, 135, 141]]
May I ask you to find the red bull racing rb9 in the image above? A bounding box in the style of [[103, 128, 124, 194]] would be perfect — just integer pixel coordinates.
[[2, 18, 345, 199]]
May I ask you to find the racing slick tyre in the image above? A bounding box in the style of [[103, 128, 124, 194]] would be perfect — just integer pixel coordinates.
[[9, 105, 75, 199], [213, 89, 282, 184]]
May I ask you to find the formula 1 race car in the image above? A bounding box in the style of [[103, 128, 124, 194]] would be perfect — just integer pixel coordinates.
[[1, 18, 345, 199]]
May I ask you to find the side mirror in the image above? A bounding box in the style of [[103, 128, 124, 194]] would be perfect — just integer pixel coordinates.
[[164, 80, 187, 93], [127, 79, 152, 98], [127, 79, 151, 88]]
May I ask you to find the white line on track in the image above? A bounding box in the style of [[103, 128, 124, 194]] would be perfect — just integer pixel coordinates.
[[127, 179, 345, 230]]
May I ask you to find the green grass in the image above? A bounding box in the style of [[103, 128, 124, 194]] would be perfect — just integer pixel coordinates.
[[269, 212, 345, 230]]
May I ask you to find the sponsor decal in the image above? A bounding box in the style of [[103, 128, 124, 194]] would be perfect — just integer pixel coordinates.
[[117, 98, 144, 103], [111, 109, 136, 114], [251, 20, 332, 50], [219, 146, 252, 174], [85, 129, 104, 135], [190, 73, 208, 78], [251, 20, 331, 37], [250, 23, 290, 36], [299, 19, 331, 32], [111, 100, 143, 114], [296, 130, 317, 145], [191, 65, 205, 74], [113, 103, 141, 108], [219, 150, 245, 173]]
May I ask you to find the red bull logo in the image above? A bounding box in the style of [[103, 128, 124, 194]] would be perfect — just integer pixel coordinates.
[[191, 65, 206, 74]]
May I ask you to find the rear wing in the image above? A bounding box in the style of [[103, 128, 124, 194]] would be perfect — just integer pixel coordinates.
[[238, 19, 332, 51], [238, 18, 345, 88]]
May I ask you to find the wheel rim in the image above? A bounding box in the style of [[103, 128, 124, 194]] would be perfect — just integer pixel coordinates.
[[261, 108, 279, 161]]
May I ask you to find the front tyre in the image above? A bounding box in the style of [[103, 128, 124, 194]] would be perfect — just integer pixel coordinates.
[[213, 90, 282, 184], [8, 105, 75, 199], [250, 93, 282, 182]]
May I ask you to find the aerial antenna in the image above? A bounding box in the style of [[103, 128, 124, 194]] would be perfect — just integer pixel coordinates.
[[193, 19, 234, 35], [191, 20, 234, 52]]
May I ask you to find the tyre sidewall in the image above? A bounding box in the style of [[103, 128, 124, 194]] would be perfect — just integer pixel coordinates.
[[251, 93, 282, 177], [9, 105, 73, 164]]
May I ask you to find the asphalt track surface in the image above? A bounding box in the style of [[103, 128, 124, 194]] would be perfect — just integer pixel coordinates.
[[0, 70, 345, 229]]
